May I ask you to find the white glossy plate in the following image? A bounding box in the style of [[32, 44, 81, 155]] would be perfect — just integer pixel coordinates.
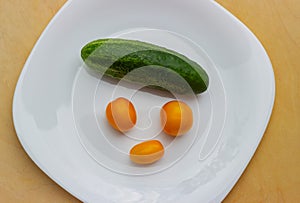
[[13, 0, 275, 202]]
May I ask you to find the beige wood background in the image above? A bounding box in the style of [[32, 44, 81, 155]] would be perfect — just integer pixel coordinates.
[[0, 0, 299, 202]]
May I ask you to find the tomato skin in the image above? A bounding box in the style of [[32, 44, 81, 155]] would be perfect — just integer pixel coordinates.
[[106, 97, 137, 132], [130, 140, 164, 164], [160, 100, 193, 136]]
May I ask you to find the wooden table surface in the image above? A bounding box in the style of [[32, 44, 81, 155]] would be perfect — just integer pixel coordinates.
[[0, 0, 299, 202]]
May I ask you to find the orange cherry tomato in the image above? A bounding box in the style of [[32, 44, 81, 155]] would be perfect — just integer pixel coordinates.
[[160, 100, 193, 136], [130, 140, 164, 164], [106, 97, 137, 132]]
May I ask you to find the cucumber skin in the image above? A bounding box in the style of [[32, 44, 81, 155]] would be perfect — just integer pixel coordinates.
[[81, 38, 209, 94]]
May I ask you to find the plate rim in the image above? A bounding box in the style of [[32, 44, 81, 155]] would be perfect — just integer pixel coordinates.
[[12, 0, 88, 201], [211, 1, 275, 201]]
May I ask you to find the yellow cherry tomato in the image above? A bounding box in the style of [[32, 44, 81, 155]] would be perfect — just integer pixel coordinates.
[[106, 97, 137, 132], [160, 100, 193, 136], [130, 140, 164, 164]]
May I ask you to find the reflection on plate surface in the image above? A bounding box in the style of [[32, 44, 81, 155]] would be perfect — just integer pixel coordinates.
[[73, 28, 226, 175]]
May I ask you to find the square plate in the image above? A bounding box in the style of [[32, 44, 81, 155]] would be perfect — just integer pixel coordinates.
[[13, 0, 275, 202]]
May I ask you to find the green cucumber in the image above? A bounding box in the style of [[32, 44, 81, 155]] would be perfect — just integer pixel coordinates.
[[81, 38, 209, 94]]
